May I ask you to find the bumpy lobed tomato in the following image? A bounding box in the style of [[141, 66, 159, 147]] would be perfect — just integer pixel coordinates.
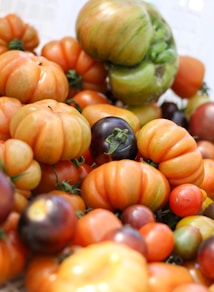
[[52, 241, 149, 292], [0, 138, 41, 190], [137, 118, 204, 186], [81, 159, 170, 212], [169, 184, 204, 217], [41, 36, 108, 98], [0, 50, 69, 103], [0, 13, 39, 54], [0, 97, 22, 141], [199, 159, 214, 199], [139, 222, 175, 262], [10, 99, 92, 165]]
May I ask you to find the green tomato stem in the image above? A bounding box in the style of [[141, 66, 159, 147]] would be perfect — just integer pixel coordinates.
[[8, 38, 25, 51], [105, 128, 129, 155], [66, 70, 82, 89]]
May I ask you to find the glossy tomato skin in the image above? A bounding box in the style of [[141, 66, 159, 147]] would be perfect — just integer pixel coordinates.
[[81, 159, 170, 212], [197, 235, 214, 280], [90, 116, 138, 165], [169, 184, 204, 217], [18, 194, 78, 254]]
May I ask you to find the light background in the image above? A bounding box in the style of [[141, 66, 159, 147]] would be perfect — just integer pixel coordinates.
[[0, 0, 213, 101]]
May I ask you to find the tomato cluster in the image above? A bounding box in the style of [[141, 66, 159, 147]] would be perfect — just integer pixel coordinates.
[[0, 8, 213, 292]]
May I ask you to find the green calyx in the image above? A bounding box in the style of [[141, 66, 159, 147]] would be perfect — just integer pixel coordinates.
[[105, 128, 129, 155], [8, 38, 25, 51], [66, 70, 83, 89]]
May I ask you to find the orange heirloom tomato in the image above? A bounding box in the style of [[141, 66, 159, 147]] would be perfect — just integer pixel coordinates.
[[52, 241, 149, 292], [0, 97, 22, 141], [14, 188, 31, 213], [9, 99, 91, 164], [82, 103, 141, 133], [0, 13, 39, 54], [171, 55, 205, 99], [0, 212, 28, 285], [0, 138, 41, 190], [41, 36, 108, 98], [73, 208, 122, 247], [148, 262, 194, 292], [176, 215, 214, 241], [0, 50, 69, 103], [137, 118, 204, 186], [199, 159, 214, 199], [81, 159, 170, 212]]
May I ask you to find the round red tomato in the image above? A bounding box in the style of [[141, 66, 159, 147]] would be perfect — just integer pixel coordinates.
[[169, 184, 204, 217]]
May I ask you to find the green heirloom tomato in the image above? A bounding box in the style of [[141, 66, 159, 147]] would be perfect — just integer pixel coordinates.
[[108, 3, 178, 106], [76, 0, 153, 66]]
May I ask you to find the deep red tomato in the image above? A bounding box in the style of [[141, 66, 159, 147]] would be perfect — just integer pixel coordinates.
[[139, 222, 175, 262], [169, 184, 204, 217]]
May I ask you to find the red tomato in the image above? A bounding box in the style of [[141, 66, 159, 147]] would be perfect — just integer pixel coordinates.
[[169, 184, 204, 217], [139, 222, 175, 262]]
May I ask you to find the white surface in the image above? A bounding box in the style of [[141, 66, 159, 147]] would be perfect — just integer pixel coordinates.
[[0, 0, 213, 98]]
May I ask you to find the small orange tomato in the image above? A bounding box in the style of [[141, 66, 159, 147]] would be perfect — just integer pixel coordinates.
[[197, 140, 214, 160], [169, 184, 204, 217], [73, 208, 122, 247], [139, 222, 174, 262], [148, 262, 194, 292]]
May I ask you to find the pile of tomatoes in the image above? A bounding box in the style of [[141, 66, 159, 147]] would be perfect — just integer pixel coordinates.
[[0, 11, 214, 292]]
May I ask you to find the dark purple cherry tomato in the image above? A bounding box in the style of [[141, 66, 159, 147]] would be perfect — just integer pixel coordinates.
[[18, 194, 78, 254], [89, 116, 138, 165]]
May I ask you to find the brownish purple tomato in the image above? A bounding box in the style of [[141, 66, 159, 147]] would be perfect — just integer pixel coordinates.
[[100, 225, 148, 257], [197, 234, 214, 280], [120, 204, 156, 229], [17, 194, 78, 253]]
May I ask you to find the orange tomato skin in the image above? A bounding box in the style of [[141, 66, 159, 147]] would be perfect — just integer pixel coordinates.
[[0, 212, 28, 285], [0, 50, 69, 104], [171, 55, 205, 98], [171, 283, 209, 292], [139, 222, 174, 262], [73, 208, 122, 247], [0, 97, 22, 141], [81, 159, 170, 212], [41, 36, 108, 97], [148, 262, 194, 292], [199, 159, 214, 199], [82, 103, 140, 134], [137, 118, 204, 186], [0, 138, 41, 190], [10, 99, 92, 165], [52, 241, 149, 292], [0, 13, 39, 54]]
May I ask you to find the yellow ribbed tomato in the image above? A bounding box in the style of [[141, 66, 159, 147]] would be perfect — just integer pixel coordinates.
[[9, 99, 91, 164], [137, 118, 204, 186]]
